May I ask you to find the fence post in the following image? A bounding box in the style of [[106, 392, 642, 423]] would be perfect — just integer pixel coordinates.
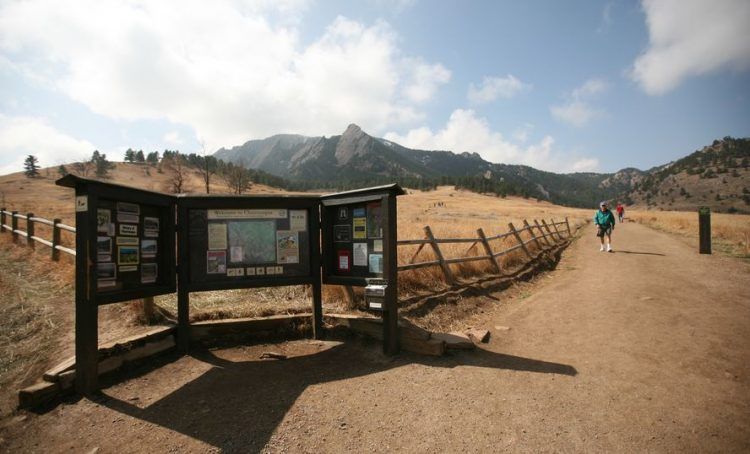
[[508, 222, 533, 260], [343, 285, 356, 309], [409, 243, 426, 264], [565, 217, 572, 237], [424, 225, 454, 285], [51, 218, 61, 261], [10, 211, 18, 243], [26, 212, 34, 248], [477, 228, 501, 274], [541, 220, 557, 243], [523, 219, 543, 251], [550, 218, 564, 240], [0, 208, 5, 233], [534, 219, 552, 247]]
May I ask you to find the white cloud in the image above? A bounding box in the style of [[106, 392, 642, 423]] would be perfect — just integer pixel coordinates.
[[550, 78, 608, 127], [0, 1, 449, 149], [632, 0, 750, 95], [596, 2, 614, 33], [384, 109, 599, 172], [402, 59, 451, 103], [0, 115, 96, 175], [163, 131, 183, 145], [513, 123, 534, 143], [467, 74, 531, 104]]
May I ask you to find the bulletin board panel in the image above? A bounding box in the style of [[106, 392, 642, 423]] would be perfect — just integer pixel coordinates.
[[177, 195, 321, 292], [56, 175, 177, 306]]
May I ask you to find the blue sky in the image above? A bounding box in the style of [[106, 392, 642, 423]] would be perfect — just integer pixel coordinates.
[[0, 0, 748, 175]]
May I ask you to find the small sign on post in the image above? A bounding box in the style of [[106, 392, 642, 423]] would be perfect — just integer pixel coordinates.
[[699, 206, 711, 254]]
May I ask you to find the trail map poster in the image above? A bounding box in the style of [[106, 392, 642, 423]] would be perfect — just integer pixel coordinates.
[[228, 220, 277, 263]]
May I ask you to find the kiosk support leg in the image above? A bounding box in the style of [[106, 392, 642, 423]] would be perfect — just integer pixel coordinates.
[[311, 281, 323, 339], [177, 287, 190, 353]]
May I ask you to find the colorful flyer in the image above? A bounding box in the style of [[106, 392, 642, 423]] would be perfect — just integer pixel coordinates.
[[97, 209, 111, 233], [368, 254, 383, 273], [352, 207, 366, 218], [117, 246, 139, 265], [208, 223, 228, 250], [337, 250, 350, 271], [141, 239, 157, 258], [119, 224, 137, 236], [97, 236, 112, 256], [367, 202, 383, 238], [141, 263, 157, 283], [143, 217, 159, 237], [334, 225, 351, 242], [276, 231, 299, 264], [289, 210, 307, 232], [353, 218, 366, 239], [353, 243, 368, 267], [207, 250, 227, 274]]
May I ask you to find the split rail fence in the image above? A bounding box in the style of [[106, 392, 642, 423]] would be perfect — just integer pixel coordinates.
[[0, 208, 76, 260], [396, 217, 574, 285], [1, 206, 576, 284]]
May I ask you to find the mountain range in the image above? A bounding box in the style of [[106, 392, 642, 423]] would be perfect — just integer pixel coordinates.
[[214, 124, 750, 212]]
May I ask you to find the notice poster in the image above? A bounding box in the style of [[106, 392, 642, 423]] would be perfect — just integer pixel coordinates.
[[276, 231, 299, 264], [337, 250, 351, 271], [97, 262, 116, 281], [367, 202, 383, 238], [230, 246, 243, 263], [207, 251, 227, 274], [97, 236, 112, 256], [352, 207, 365, 218], [289, 210, 307, 232], [334, 225, 351, 242], [118, 246, 139, 265], [338, 207, 348, 221], [228, 220, 276, 263], [141, 239, 157, 258], [141, 263, 157, 283], [120, 224, 138, 236], [97, 209, 111, 233], [373, 239, 383, 253], [208, 209, 287, 220], [353, 243, 368, 267], [116, 237, 138, 246], [143, 217, 159, 237], [208, 223, 228, 250], [368, 254, 383, 273], [353, 218, 366, 239]]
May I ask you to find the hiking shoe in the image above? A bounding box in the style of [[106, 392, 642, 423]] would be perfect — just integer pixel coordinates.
[[600, 246, 605, 252], [607, 246, 613, 252]]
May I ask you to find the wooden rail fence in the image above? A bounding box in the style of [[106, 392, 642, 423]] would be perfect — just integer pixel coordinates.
[[1, 206, 576, 284], [0, 208, 76, 260], [396, 217, 575, 285]]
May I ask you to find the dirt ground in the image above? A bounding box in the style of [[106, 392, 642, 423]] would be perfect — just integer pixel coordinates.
[[1, 222, 749, 453]]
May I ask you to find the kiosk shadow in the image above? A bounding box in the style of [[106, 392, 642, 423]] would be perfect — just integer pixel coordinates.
[[103, 342, 576, 452]]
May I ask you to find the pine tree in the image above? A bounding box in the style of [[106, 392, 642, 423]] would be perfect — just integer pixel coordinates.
[[135, 150, 145, 163], [91, 150, 115, 178], [57, 164, 68, 177], [124, 149, 135, 162], [146, 151, 159, 165], [23, 155, 40, 178]]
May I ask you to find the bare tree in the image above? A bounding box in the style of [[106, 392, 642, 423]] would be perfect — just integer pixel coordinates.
[[198, 140, 216, 194], [164, 154, 188, 194], [221, 162, 253, 195]]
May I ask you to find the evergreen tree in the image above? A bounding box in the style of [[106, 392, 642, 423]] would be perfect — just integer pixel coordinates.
[[23, 155, 40, 178], [124, 149, 136, 162], [146, 151, 159, 165], [135, 150, 145, 163], [57, 164, 68, 177], [91, 150, 115, 178]]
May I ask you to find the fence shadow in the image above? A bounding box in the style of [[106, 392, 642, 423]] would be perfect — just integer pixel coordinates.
[[615, 250, 666, 257], [101, 341, 576, 452]]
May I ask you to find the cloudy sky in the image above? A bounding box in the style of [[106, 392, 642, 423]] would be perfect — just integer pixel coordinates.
[[1, 0, 749, 175]]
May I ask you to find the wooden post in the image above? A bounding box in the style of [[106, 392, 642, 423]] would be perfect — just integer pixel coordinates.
[[11, 211, 18, 243], [383, 194, 399, 355], [51, 218, 62, 261], [565, 217, 572, 237], [26, 213, 35, 249], [409, 243, 426, 264], [477, 228, 501, 274], [343, 285, 356, 309], [541, 220, 557, 243], [0, 208, 5, 233], [424, 225, 454, 285], [523, 219, 543, 250], [534, 219, 552, 246], [550, 218, 564, 240], [699, 207, 711, 254], [75, 191, 98, 395], [509, 222, 533, 260], [143, 297, 155, 322], [310, 205, 323, 340]]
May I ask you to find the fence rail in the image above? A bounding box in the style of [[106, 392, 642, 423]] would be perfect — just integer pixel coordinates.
[[0, 208, 75, 260], [1, 206, 578, 279], [396, 217, 576, 285]]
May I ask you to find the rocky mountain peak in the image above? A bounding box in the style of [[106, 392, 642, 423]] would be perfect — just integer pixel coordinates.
[[336, 124, 372, 165]]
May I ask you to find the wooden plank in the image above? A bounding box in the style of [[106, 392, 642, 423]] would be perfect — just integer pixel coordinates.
[[26, 212, 34, 248], [51, 218, 61, 261], [444, 255, 491, 265], [541, 219, 557, 243], [565, 217, 572, 237], [477, 228, 501, 274], [508, 222, 533, 260], [523, 219, 543, 251], [18, 381, 60, 409], [43, 356, 76, 382], [425, 225, 454, 285], [534, 219, 552, 246], [190, 314, 311, 341], [550, 218, 564, 240], [397, 259, 441, 272]]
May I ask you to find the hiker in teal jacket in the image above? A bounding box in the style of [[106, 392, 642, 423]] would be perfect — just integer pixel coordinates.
[[594, 201, 616, 252]]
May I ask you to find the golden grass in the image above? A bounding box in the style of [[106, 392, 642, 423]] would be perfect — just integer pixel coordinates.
[[628, 210, 750, 257]]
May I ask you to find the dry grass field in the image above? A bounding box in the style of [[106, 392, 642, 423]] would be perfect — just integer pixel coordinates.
[[628, 210, 750, 258]]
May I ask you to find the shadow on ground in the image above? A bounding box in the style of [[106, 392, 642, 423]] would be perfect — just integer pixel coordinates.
[[615, 250, 666, 256], [100, 341, 576, 452]]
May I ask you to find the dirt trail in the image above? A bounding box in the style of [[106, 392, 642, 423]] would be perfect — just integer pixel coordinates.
[[2, 222, 749, 453]]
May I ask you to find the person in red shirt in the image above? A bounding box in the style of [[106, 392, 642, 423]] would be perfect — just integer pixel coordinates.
[[615, 203, 625, 223]]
